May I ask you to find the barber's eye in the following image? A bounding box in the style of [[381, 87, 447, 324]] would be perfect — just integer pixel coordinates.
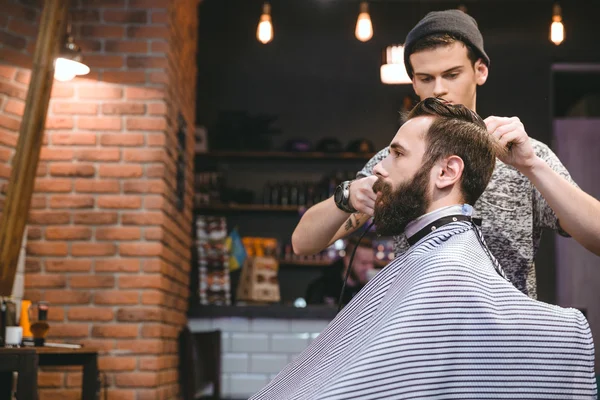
[[420, 77, 432, 83], [446, 73, 459, 79]]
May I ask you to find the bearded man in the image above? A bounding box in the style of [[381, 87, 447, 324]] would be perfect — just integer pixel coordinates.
[[249, 98, 597, 400]]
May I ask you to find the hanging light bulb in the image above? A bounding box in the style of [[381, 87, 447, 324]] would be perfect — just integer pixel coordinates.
[[380, 45, 411, 85], [54, 23, 90, 82], [550, 2, 564, 45], [355, 2, 373, 42], [257, 2, 273, 44]]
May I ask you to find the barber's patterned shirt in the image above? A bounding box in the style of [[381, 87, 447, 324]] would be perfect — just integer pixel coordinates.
[[358, 138, 577, 299]]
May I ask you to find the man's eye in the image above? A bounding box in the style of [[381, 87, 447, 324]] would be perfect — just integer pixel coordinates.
[[446, 73, 459, 79], [420, 77, 432, 83]]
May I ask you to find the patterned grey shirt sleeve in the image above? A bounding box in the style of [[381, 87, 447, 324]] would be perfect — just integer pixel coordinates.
[[531, 140, 579, 237], [356, 147, 390, 179]]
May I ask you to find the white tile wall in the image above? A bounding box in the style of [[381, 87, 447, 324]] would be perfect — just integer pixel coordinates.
[[189, 317, 329, 399]]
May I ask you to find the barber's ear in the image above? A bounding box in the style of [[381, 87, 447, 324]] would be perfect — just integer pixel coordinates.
[[435, 156, 464, 190], [474, 59, 488, 86]]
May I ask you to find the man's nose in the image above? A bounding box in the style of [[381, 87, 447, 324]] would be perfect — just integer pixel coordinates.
[[373, 160, 388, 178], [433, 77, 448, 98]]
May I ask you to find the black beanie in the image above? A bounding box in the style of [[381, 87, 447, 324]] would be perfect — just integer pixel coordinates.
[[403, 9, 490, 78]]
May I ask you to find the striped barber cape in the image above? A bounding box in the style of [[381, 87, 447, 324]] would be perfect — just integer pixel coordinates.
[[249, 221, 597, 400]]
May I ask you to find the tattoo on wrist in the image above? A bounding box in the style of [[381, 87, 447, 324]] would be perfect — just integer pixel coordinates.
[[344, 218, 354, 231]]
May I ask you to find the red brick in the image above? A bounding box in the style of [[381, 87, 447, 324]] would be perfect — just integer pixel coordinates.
[[144, 227, 163, 241], [52, 132, 97, 145], [98, 196, 142, 209], [147, 102, 167, 115], [123, 180, 165, 194], [141, 291, 164, 306], [79, 86, 123, 100], [117, 339, 163, 355], [50, 84, 75, 98], [84, 55, 124, 69], [102, 103, 146, 115], [0, 65, 17, 79], [45, 117, 74, 130], [71, 243, 117, 257], [36, 162, 47, 176], [123, 149, 165, 162], [44, 290, 91, 305], [115, 372, 159, 388], [51, 102, 98, 115], [25, 274, 66, 288], [96, 227, 141, 241], [47, 307, 65, 322], [76, 39, 102, 52], [146, 134, 165, 147], [99, 164, 143, 178], [66, 372, 82, 388], [46, 260, 92, 273], [151, 11, 168, 24], [4, 99, 25, 116], [0, 114, 20, 131], [98, 356, 137, 370], [127, 26, 169, 39], [80, 25, 125, 39], [34, 178, 72, 193], [15, 70, 31, 84], [143, 196, 164, 210], [38, 389, 80, 400], [0, 81, 27, 99], [141, 325, 162, 338], [0, 128, 18, 146], [94, 290, 139, 305], [103, 71, 146, 84], [125, 87, 164, 100], [30, 196, 47, 209], [0, 147, 12, 162], [95, 259, 140, 273], [107, 390, 136, 400], [73, 212, 118, 225], [49, 195, 94, 209], [75, 148, 121, 162], [50, 163, 95, 177], [127, 56, 168, 69], [122, 212, 162, 225], [39, 148, 74, 161], [26, 242, 68, 256], [46, 226, 92, 241], [47, 324, 90, 338], [104, 10, 148, 23], [28, 211, 70, 225], [78, 117, 122, 131], [68, 307, 114, 322], [119, 275, 161, 289], [6, 19, 37, 37], [99, 138, 140, 152], [69, 275, 115, 288], [38, 372, 64, 388], [0, 30, 27, 50], [126, 117, 166, 131], [117, 307, 162, 322], [0, 48, 31, 69], [74, 179, 120, 193], [104, 40, 148, 54], [72, 9, 100, 23], [150, 41, 168, 54], [27, 227, 43, 241], [79, 0, 126, 7]]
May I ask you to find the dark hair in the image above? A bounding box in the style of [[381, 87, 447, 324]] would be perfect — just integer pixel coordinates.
[[404, 97, 504, 205], [408, 33, 480, 74]]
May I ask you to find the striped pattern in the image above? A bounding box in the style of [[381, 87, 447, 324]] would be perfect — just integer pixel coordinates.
[[250, 222, 597, 400]]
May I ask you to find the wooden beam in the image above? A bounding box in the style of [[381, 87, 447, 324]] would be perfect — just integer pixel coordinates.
[[0, 0, 70, 295]]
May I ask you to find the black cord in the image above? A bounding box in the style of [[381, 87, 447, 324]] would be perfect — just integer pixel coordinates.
[[337, 220, 376, 312]]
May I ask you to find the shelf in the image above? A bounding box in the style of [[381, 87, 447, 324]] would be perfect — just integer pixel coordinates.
[[195, 203, 305, 213], [196, 150, 375, 161], [188, 304, 338, 320]]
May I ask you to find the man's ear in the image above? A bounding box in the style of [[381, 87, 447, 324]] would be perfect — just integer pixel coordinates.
[[435, 155, 464, 190], [474, 59, 488, 86]]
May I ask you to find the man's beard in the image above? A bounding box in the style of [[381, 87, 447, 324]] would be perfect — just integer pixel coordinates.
[[372, 165, 432, 237]]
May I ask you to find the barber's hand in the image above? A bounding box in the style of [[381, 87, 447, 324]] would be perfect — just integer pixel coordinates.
[[348, 175, 378, 217], [484, 116, 538, 172]]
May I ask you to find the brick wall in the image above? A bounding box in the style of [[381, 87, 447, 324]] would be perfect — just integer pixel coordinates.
[[1, 0, 199, 399]]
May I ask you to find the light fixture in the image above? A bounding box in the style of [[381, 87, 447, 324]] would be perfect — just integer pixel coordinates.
[[550, 2, 564, 45], [257, 2, 273, 44], [54, 23, 90, 82], [355, 1, 373, 42], [380, 45, 411, 85]]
